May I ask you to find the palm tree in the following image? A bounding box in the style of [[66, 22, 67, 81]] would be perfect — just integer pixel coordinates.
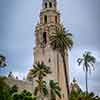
[[49, 80, 61, 100], [34, 80, 48, 100], [0, 54, 7, 68], [77, 51, 96, 94], [29, 62, 51, 81], [49, 28, 73, 95], [29, 62, 51, 99]]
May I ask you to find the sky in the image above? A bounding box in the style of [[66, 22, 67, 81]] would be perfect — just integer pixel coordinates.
[[0, 0, 100, 96]]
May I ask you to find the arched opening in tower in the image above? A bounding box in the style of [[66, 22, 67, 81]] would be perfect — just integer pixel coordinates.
[[44, 15, 47, 24], [45, 3, 47, 8], [55, 16, 57, 23], [43, 32, 47, 45], [49, 2, 52, 8]]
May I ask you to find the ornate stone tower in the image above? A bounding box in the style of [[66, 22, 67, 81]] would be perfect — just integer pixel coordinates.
[[34, 0, 69, 99]]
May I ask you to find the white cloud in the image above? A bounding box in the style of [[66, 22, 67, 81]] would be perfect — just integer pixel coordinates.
[[12, 71, 28, 80]]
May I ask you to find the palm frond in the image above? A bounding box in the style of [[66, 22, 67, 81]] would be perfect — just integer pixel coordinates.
[[43, 87, 48, 96], [83, 65, 86, 71], [29, 62, 51, 79], [90, 62, 95, 70], [49, 30, 73, 51], [55, 90, 61, 98], [49, 80, 61, 99], [77, 58, 83, 66], [0, 54, 7, 68]]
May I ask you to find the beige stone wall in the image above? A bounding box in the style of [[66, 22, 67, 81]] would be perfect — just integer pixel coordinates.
[[34, 45, 69, 100], [5, 78, 33, 93], [34, 46, 58, 81]]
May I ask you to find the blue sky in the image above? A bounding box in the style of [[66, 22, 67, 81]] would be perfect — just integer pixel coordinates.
[[0, 0, 100, 95]]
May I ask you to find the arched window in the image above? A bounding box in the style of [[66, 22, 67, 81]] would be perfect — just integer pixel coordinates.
[[49, 2, 52, 8], [45, 3, 47, 8], [44, 15, 47, 24], [43, 32, 47, 44], [41, 61, 44, 64], [55, 16, 57, 23], [48, 58, 51, 63]]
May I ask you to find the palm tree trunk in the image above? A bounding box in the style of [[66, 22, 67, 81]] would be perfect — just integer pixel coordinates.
[[39, 91, 44, 100], [57, 52, 59, 83], [32, 79, 34, 95], [61, 52, 70, 96], [51, 90, 56, 100], [38, 80, 44, 100], [38, 95, 43, 100], [85, 67, 88, 94]]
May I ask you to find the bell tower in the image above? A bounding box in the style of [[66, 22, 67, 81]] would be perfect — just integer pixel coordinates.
[[35, 0, 60, 48], [34, 0, 69, 99]]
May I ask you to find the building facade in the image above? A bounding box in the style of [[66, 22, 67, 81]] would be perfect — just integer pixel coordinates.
[[34, 0, 69, 99]]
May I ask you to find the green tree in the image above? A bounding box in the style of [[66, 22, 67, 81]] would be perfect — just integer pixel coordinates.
[[69, 91, 100, 100], [9, 85, 18, 95], [34, 80, 48, 100], [77, 51, 96, 94], [49, 28, 73, 95], [0, 76, 12, 100], [29, 62, 51, 99], [12, 89, 36, 100], [49, 80, 61, 100], [78, 92, 99, 100], [0, 54, 7, 68], [69, 91, 79, 100], [29, 62, 51, 81]]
